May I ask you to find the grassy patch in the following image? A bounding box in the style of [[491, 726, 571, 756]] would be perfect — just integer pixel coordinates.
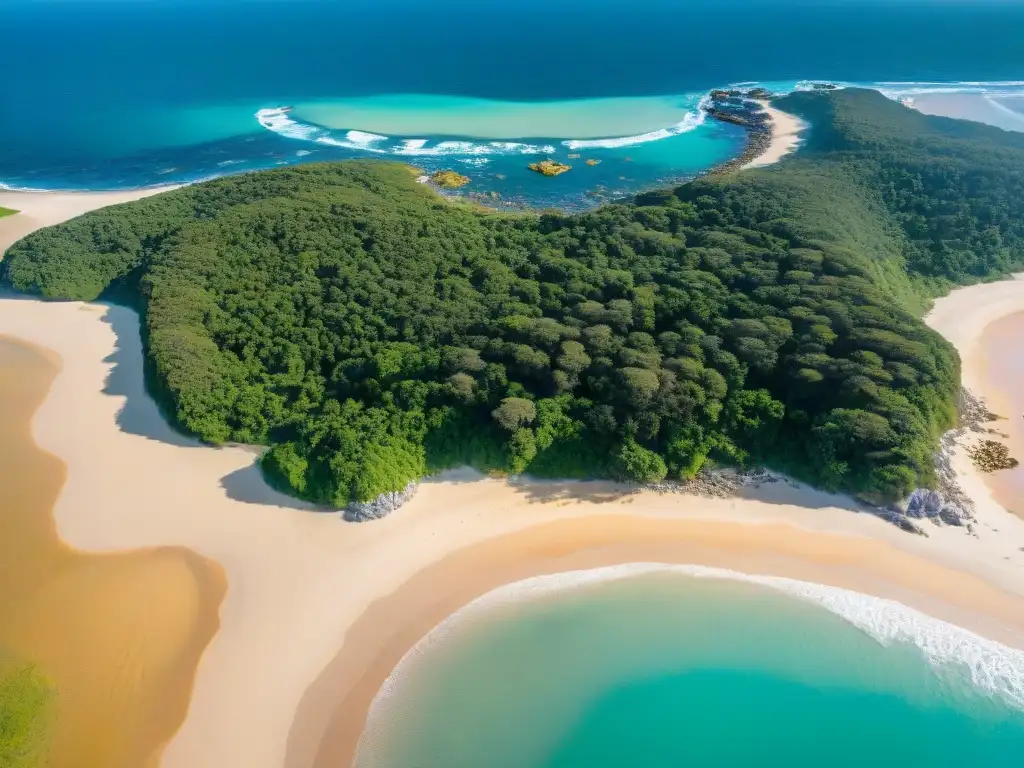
[[0, 655, 55, 768], [0, 207, 18, 219]]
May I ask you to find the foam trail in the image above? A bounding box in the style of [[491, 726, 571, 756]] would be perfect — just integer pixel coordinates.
[[366, 563, 1024, 720], [562, 102, 708, 150], [983, 95, 1024, 124]]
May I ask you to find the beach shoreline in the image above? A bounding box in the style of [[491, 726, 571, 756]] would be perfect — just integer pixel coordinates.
[[0, 177, 1022, 768], [742, 99, 807, 169], [0, 187, 181, 257], [925, 275, 1024, 522], [0, 294, 1021, 767]]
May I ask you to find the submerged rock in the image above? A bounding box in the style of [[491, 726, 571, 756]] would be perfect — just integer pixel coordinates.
[[344, 482, 419, 522]]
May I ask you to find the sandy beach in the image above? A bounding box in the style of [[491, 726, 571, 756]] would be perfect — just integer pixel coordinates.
[[0, 187, 179, 256], [1, 193, 1024, 767], [743, 100, 807, 169], [925, 275, 1024, 520]]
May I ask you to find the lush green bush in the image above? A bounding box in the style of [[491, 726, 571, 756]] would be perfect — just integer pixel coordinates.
[[7, 89, 1022, 505]]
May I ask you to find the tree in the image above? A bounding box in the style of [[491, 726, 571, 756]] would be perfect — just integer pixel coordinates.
[[491, 397, 537, 431]]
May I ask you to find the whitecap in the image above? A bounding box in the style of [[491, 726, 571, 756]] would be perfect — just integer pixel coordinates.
[[369, 563, 1024, 713], [562, 100, 707, 150], [983, 95, 1024, 124], [346, 129, 388, 145]]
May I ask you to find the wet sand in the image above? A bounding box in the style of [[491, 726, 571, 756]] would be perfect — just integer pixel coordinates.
[[297, 516, 1024, 768], [0, 336, 225, 768], [973, 311, 1024, 516]]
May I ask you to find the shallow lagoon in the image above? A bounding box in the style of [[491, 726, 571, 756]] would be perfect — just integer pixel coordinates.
[[356, 572, 1024, 768]]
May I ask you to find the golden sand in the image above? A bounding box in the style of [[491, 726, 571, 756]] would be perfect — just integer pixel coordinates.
[[0, 337, 225, 768], [291, 515, 1024, 768], [973, 311, 1024, 517]]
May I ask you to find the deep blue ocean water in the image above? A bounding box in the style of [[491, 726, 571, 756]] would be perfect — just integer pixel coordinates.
[[3, 0, 1024, 207]]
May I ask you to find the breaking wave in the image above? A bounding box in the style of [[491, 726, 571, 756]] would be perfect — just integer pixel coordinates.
[[256, 107, 559, 158], [366, 563, 1024, 720], [255, 97, 711, 158], [562, 95, 710, 149]]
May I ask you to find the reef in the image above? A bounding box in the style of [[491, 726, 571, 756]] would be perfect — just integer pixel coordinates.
[[586, 158, 601, 166], [430, 170, 471, 189], [528, 159, 572, 177]]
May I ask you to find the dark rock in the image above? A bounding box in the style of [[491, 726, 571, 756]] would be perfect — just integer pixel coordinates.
[[344, 482, 418, 522]]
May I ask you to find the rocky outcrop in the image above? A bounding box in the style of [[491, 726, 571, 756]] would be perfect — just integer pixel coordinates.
[[430, 170, 471, 189], [343, 482, 419, 522], [528, 159, 572, 177], [701, 90, 774, 174]]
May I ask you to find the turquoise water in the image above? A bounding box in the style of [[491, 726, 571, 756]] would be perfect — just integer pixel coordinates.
[[3, 1, 1024, 207], [356, 570, 1024, 767]]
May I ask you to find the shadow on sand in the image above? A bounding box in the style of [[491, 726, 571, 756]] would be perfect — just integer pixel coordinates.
[[95, 301, 322, 511], [91, 299, 877, 519]]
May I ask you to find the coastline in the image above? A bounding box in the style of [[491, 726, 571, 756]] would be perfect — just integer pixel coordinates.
[[0, 294, 1023, 767], [925, 275, 1024, 520], [742, 99, 806, 169], [705, 98, 807, 176], [0, 187, 180, 256], [0, 166, 1020, 768]]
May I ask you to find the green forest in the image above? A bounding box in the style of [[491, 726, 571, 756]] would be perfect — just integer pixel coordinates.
[[6, 89, 1024, 507]]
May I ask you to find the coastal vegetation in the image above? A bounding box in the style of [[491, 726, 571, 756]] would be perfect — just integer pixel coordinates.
[[0, 207, 17, 218], [968, 440, 1020, 473], [0, 657, 53, 768], [429, 170, 470, 189], [5, 89, 1024, 508], [528, 160, 571, 176]]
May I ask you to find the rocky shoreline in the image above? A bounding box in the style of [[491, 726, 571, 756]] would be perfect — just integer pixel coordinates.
[[701, 89, 775, 174]]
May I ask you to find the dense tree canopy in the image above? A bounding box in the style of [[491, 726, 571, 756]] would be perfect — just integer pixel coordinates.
[[6, 89, 1023, 506]]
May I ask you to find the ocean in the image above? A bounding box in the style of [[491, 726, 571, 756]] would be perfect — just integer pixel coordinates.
[[3, 0, 1024, 208], [356, 570, 1024, 768]]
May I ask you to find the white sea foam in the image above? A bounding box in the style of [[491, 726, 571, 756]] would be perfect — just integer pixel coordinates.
[[216, 159, 245, 167], [983, 95, 1024, 124], [346, 130, 388, 145], [256, 103, 697, 158], [562, 107, 707, 150], [366, 563, 1024, 717]]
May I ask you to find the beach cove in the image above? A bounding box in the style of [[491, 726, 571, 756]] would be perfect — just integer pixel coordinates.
[[0, 286, 1022, 766], [3, 102, 1024, 766]]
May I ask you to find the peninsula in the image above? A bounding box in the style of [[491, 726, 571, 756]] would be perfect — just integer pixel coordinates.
[[4, 87, 1024, 768], [5, 89, 1024, 519]]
